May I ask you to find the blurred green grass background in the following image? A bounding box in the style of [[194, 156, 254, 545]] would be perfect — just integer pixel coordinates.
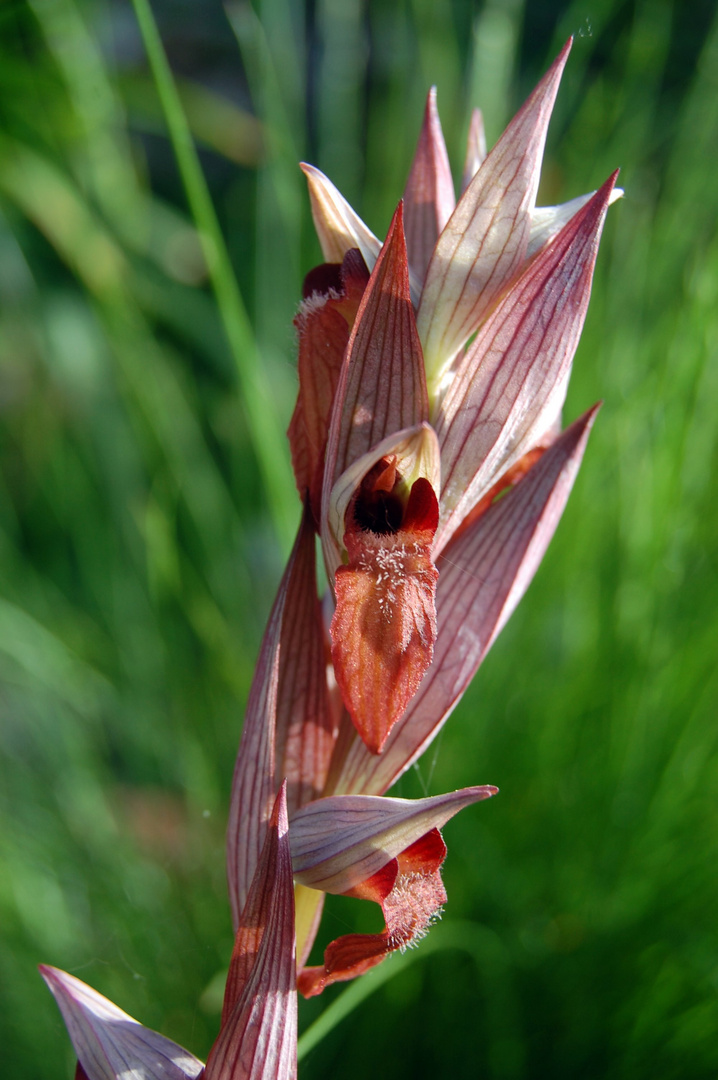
[[1, 0, 717, 1076]]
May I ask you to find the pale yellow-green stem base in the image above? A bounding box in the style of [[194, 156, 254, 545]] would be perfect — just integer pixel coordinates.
[[294, 883, 326, 970]]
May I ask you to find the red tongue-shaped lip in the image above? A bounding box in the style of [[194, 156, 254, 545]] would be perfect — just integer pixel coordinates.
[[331, 470, 441, 754]]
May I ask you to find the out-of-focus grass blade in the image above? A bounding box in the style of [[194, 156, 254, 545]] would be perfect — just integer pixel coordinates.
[[27, 0, 143, 245], [0, 597, 112, 709], [410, 0, 462, 117], [465, 0, 524, 144], [122, 74, 264, 166], [0, 133, 254, 636], [130, 0, 296, 551], [314, 0, 364, 203], [227, 0, 306, 415]]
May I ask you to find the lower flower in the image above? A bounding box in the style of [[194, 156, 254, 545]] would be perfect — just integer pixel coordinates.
[[288, 785, 497, 996], [298, 828, 447, 997]]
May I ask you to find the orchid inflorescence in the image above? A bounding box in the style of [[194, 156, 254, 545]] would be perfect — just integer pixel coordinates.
[[43, 39, 619, 1079]]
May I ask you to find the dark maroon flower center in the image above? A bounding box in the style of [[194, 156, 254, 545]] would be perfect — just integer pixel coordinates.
[[352, 457, 403, 535], [353, 489, 404, 534]]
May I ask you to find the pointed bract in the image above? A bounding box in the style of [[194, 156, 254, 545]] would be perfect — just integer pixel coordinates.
[[288, 250, 370, 519], [403, 88, 456, 284], [326, 407, 600, 796], [227, 504, 334, 926], [40, 966, 203, 1080], [206, 785, 297, 1080], [529, 186, 624, 258], [301, 163, 381, 268], [417, 39, 573, 392], [321, 202, 429, 521], [434, 173, 617, 551], [461, 107, 487, 194]]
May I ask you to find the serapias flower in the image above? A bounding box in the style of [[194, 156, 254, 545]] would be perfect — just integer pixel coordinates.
[[292, 37, 620, 753], [289, 785, 496, 996], [42, 786, 297, 1080], [228, 37, 618, 995]]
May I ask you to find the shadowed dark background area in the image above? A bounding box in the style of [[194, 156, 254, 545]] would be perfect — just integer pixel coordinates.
[[2, 0, 718, 1076]]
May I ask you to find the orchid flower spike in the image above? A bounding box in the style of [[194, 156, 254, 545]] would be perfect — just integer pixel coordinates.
[[291, 37, 619, 754], [228, 39, 619, 993]]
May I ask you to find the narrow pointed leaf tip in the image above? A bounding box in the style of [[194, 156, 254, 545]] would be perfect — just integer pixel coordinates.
[[206, 783, 297, 1080], [39, 966, 203, 1080], [434, 171, 617, 551], [290, 785, 497, 894], [403, 87, 456, 283], [321, 201, 429, 514], [529, 184, 623, 257], [227, 504, 334, 927], [418, 38, 573, 390], [301, 163, 381, 268]]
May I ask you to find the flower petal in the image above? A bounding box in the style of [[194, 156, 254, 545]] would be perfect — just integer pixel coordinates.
[[461, 107, 487, 194], [330, 475, 440, 753], [529, 185, 624, 258], [288, 250, 370, 519], [321, 203, 429, 542], [325, 406, 599, 796], [402, 87, 456, 284], [417, 39, 572, 393], [434, 172, 617, 551], [297, 830, 448, 998], [39, 966, 203, 1080], [324, 421, 441, 578], [227, 503, 335, 926], [290, 786, 497, 893], [301, 162, 381, 267], [205, 785, 297, 1080]]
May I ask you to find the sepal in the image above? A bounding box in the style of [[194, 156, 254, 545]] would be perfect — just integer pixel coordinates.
[[205, 785, 297, 1080], [290, 786, 497, 894], [434, 172, 617, 551], [39, 966, 203, 1080], [403, 87, 456, 283], [227, 503, 335, 925], [321, 202, 429, 548], [417, 39, 573, 393], [301, 163, 381, 268], [529, 185, 623, 257], [461, 107, 487, 193]]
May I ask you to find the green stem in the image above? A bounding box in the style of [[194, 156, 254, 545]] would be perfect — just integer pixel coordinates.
[[130, 0, 296, 550]]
